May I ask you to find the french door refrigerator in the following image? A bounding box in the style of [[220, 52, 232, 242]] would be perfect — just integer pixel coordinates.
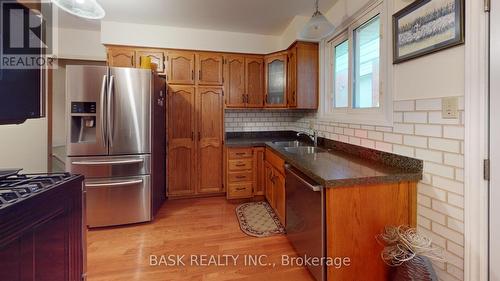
[[65, 66, 166, 228]]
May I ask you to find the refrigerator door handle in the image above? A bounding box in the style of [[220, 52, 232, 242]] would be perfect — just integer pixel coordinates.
[[100, 75, 107, 146], [107, 75, 115, 147], [86, 179, 143, 188], [72, 159, 144, 165]]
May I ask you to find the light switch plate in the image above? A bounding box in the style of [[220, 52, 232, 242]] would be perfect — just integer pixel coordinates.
[[442, 97, 459, 119]]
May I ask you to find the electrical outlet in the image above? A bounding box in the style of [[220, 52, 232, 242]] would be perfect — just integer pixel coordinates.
[[442, 97, 459, 119]]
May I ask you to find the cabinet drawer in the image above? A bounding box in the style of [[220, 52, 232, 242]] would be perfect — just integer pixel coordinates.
[[228, 171, 253, 183], [228, 148, 253, 159], [265, 149, 285, 174], [227, 183, 253, 199], [228, 159, 253, 171]]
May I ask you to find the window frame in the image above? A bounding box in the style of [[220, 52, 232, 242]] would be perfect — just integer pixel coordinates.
[[321, 1, 392, 126]]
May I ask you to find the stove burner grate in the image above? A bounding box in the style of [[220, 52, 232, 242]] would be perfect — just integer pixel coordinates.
[[0, 172, 73, 208]]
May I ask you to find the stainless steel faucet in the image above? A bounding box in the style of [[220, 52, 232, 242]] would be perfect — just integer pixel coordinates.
[[297, 130, 318, 147]]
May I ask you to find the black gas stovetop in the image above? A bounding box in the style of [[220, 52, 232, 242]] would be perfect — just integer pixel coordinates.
[[0, 170, 75, 209]]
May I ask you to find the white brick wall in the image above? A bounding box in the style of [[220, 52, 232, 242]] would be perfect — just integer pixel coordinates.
[[224, 110, 303, 132], [225, 97, 465, 281]]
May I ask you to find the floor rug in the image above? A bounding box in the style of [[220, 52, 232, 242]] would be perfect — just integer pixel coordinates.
[[235, 201, 285, 237]]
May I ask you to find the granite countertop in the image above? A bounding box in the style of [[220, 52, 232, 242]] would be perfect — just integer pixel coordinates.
[[226, 131, 423, 188], [266, 142, 422, 188], [225, 131, 300, 147]]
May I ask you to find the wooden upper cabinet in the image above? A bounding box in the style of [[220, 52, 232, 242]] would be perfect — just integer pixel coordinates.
[[287, 47, 298, 108], [245, 57, 264, 108], [168, 85, 196, 196], [166, 51, 195, 85], [264, 53, 288, 108], [136, 50, 165, 74], [225, 55, 246, 108], [197, 87, 224, 194], [197, 54, 223, 85], [108, 48, 135, 67], [289, 42, 319, 109]]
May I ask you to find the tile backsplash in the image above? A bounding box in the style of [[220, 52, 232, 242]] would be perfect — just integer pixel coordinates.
[[224, 109, 306, 132], [225, 97, 465, 281]]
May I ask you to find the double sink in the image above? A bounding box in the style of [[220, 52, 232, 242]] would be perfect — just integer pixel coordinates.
[[272, 140, 329, 155]]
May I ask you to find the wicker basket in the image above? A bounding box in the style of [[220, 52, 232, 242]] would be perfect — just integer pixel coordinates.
[[391, 255, 438, 281]]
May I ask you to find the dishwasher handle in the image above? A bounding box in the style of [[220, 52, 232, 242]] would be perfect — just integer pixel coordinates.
[[285, 164, 323, 192]]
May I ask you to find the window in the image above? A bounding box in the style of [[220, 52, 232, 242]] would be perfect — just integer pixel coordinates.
[[353, 16, 380, 108], [324, 2, 391, 126], [333, 39, 349, 108]]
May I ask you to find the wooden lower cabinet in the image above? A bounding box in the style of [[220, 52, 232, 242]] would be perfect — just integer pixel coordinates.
[[264, 161, 274, 204], [325, 181, 417, 280], [228, 159, 253, 171], [273, 171, 286, 224], [168, 86, 223, 197], [197, 87, 224, 194], [0, 177, 84, 281], [253, 147, 265, 195], [225, 146, 266, 199], [168, 86, 196, 196], [227, 182, 253, 198], [226, 147, 254, 199], [264, 149, 286, 225]]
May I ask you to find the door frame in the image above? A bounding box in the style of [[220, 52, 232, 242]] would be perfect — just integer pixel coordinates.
[[464, 0, 489, 280]]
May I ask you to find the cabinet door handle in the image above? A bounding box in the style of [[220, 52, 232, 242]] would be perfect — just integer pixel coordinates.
[[236, 175, 247, 179], [235, 163, 246, 167], [199, 70, 202, 80], [235, 187, 246, 191], [198, 132, 201, 141], [192, 70, 194, 80], [235, 152, 246, 156], [191, 132, 194, 141]]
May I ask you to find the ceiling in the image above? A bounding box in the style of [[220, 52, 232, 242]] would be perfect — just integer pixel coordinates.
[[57, 0, 338, 35]]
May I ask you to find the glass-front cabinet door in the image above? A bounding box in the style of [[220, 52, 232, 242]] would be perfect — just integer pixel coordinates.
[[265, 53, 287, 107]]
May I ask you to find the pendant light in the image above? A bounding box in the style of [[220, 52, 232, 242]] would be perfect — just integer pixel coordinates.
[[52, 0, 105, 20], [300, 0, 335, 41]]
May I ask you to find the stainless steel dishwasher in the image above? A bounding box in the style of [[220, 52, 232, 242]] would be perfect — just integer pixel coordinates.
[[285, 164, 325, 281]]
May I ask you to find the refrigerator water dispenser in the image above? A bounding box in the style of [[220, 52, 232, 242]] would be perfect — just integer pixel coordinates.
[[70, 102, 97, 144]]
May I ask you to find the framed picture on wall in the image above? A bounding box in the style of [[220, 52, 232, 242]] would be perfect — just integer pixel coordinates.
[[392, 0, 465, 64]]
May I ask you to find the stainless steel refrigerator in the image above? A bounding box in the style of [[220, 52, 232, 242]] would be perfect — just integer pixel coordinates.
[[65, 66, 166, 228]]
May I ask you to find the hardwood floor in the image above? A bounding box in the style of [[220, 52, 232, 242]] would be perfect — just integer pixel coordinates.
[[87, 197, 314, 281]]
